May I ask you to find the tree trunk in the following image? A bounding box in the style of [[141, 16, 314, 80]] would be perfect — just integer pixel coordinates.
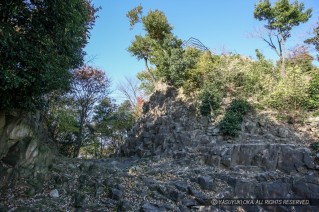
[[144, 58, 156, 85], [73, 109, 85, 158], [279, 38, 286, 78]]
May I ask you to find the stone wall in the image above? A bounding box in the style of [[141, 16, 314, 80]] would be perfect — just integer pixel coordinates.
[[115, 86, 319, 211], [117, 86, 311, 158], [117, 86, 210, 157], [0, 111, 54, 189]]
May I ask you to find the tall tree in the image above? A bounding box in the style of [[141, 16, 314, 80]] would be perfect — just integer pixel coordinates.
[[127, 6, 198, 89], [70, 65, 110, 158], [92, 97, 116, 157], [0, 0, 98, 110], [254, 0, 312, 77], [127, 6, 173, 85]]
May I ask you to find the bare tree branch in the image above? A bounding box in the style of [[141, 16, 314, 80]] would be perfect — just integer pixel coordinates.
[[117, 76, 144, 107]]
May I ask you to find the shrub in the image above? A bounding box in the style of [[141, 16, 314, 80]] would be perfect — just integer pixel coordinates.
[[182, 51, 218, 93], [265, 67, 309, 110], [219, 111, 242, 136], [219, 99, 252, 136], [198, 83, 223, 116], [228, 99, 252, 115], [310, 142, 319, 152]]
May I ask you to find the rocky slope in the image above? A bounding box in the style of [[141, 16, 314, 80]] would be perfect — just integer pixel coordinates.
[[1, 87, 319, 211]]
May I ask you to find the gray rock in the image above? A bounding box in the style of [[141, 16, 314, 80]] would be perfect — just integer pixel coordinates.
[[181, 198, 197, 207], [256, 180, 290, 199], [173, 181, 189, 193], [177, 205, 190, 212], [155, 185, 167, 195], [110, 188, 123, 201], [7, 121, 33, 140], [208, 127, 220, 136], [264, 133, 275, 139], [143, 132, 152, 138], [67, 163, 77, 170], [118, 200, 133, 211], [255, 172, 277, 182], [140, 202, 166, 212], [204, 155, 220, 167], [0, 111, 54, 191], [174, 123, 184, 132], [73, 192, 86, 208], [169, 189, 185, 202], [188, 187, 208, 205], [199, 135, 210, 145], [221, 156, 231, 167], [128, 166, 143, 175], [197, 176, 214, 191], [95, 186, 104, 197], [224, 175, 239, 188], [257, 116, 268, 127], [173, 151, 187, 159], [292, 179, 319, 199], [244, 120, 257, 134], [296, 166, 308, 174], [278, 127, 289, 138], [100, 198, 117, 207], [49, 189, 59, 198], [277, 147, 305, 173], [200, 116, 209, 127], [234, 180, 255, 198]]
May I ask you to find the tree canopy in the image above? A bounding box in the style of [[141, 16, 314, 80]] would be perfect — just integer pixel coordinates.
[[141, 9, 173, 41], [254, 0, 312, 75], [127, 6, 200, 90], [0, 0, 98, 110], [254, 0, 312, 36]]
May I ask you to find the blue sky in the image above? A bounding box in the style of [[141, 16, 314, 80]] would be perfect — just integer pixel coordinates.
[[84, 0, 319, 101]]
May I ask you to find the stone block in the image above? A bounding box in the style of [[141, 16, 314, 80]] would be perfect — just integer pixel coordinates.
[[204, 155, 220, 167], [197, 176, 214, 191]]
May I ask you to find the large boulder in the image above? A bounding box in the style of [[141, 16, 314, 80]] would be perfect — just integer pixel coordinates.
[[0, 111, 55, 189]]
